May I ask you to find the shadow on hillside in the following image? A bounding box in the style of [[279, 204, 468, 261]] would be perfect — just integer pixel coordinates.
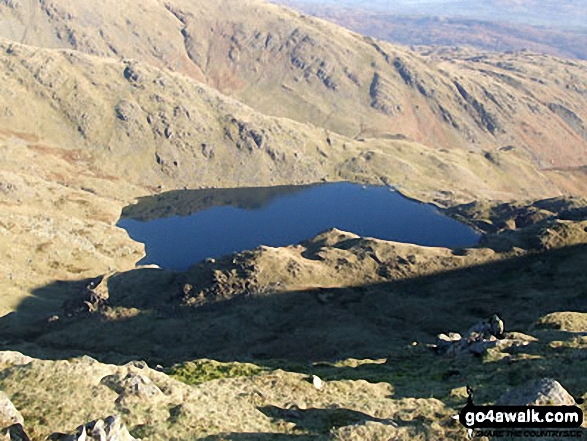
[[0, 244, 586, 373], [199, 406, 399, 440], [258, 405, 394, 433], [200, 433, 321, 440]]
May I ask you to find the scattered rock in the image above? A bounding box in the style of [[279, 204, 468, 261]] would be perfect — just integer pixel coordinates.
[[432, 315, 515, 356], [49, 416, 138, 441], [201, 143, 215, 159], [467, 314, 505, 339], [0, 182, 15, 194], [467, 338, 499, 356], [497, 378, 576, 406], [181, 283, 193, 297], [125, 361, 148, 370], [0, 392, 24, 428], [330, 420, 398, 440], [47, 315, 60, 323]]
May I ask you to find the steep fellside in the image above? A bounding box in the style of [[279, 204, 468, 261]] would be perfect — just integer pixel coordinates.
[[1, 39, 577, 202], [0, 0, 586, 169]]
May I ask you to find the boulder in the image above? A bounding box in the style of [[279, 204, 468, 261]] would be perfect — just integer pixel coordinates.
[[467, 339, 499, 355], [467, 314, 504, 339], [497, 378, 576, 406], [434, 333, 466, 355], [88, 420, 106, 441], [101, 372, 163, 403], [0, 392, 23, 428], [436, 333, 462, 347], [311, 375, 324, 391], [95, 416, 137, 441]]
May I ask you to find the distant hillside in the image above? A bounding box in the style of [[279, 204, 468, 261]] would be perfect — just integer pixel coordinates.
[[277, 3, 587, 61], [275, 0, 587, 29], [1, 0, 587, 172]]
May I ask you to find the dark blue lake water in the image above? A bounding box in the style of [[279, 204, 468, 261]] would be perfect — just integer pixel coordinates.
[[118, 183, 480, 271]]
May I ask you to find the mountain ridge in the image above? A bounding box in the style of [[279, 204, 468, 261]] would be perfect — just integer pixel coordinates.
[[4, 37, 583, 202]]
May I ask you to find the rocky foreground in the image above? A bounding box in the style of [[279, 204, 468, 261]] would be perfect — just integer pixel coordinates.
[[0, 196, 586, 440], [0, 310, 585, 440]]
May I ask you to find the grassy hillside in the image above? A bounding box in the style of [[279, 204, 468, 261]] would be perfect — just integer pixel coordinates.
[[1, 0, 587, 170], [1, 215, 586, 439]]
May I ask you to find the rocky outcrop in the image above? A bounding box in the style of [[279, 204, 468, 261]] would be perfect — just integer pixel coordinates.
[[453, 80, 500, 134], [548, 103, 587, 141], [497, 379, 577, 406], [0, 353, 32, 367], [392, 57, 414, 86], [446, 197, 587, 234], [62, 276, 109, 317], [536, 312, 587, 332], [0, 392, 23, 429], [369, 72, 400, 116], [445, 197, 587, 252]]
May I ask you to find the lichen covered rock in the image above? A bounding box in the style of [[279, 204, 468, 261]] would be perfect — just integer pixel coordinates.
[[497, 378, 576, 406]]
